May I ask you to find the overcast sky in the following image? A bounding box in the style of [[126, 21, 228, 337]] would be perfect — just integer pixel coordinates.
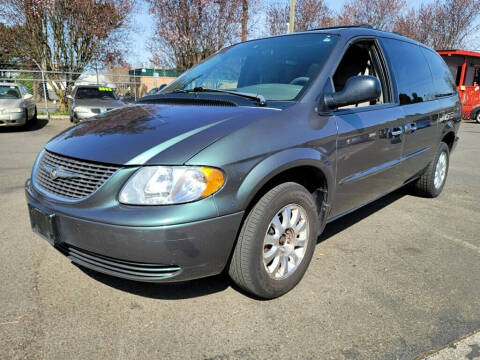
[[127, 0, 425, 67]]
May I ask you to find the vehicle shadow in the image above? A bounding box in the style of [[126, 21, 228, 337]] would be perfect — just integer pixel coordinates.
[[0, 119, 48, 133], [318, 186, 409, 244], [77, 266, 231, 300], [77, 186, 410, 300]]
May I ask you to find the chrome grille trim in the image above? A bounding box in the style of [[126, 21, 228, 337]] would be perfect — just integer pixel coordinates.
[[60, 245, 181, 281], [34, 150, 120, 201]]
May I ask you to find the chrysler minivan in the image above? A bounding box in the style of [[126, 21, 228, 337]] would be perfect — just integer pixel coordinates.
[[26, 26, 460, 298]]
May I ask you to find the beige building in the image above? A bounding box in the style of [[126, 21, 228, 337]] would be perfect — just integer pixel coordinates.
[[129, 68, 181, 98]]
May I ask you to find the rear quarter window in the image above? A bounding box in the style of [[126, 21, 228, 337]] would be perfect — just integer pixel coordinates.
[[380, 38, 434, 105], [421, 48, 457, 97]]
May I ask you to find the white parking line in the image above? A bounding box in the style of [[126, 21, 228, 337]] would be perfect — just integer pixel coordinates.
[[419, 330, 480, 359], [437, 232, 480, 255]]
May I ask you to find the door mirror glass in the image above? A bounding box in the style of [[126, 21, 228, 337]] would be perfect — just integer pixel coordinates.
[[324, 75, 381, 109], [66, 94, 74, 100], [23, 93, 33, 100]]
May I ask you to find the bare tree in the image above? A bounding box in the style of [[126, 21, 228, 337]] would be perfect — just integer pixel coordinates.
[[2, 0, 133, 111], [267, 0, 333, 36], [393, 5, 435, 45], [394, 0, 480, 49], [337, 0, 406, 31], [147, 0, 245, 71]]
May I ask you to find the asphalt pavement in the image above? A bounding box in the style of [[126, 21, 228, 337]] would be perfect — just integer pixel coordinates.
[[1, 119, 479, 360]]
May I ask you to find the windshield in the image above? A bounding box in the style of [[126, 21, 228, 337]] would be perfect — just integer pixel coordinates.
[[75, 86, 117, 100], [0, 85, 21, 99], [163, 33, 338, 102]]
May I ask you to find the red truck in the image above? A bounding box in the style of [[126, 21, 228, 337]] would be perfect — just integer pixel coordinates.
[[438, 50, 480, 123]]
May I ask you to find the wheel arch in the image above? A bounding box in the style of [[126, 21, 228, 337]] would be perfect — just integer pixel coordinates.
[[441, 131, 456, 151], [471, 105, 480, 120], [236, 148, 335, 222]]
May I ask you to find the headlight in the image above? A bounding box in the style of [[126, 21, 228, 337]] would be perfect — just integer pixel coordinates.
[[119, 166, 225, 205], [5, 107, 24, 113], [73, 106, 90, 113]]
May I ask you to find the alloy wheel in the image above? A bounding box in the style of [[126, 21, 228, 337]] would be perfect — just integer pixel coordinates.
[[263, 203, 309, 279]]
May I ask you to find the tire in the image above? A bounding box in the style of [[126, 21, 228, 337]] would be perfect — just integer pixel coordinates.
[[31, 107, 37, 123], [413, 142, 449, 198], [476, 111, 480, 124], [229, 182, 319, 299]]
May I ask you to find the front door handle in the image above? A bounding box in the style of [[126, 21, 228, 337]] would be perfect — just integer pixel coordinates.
[[405, 122, 417, 133], [389, 126, 403, 137]]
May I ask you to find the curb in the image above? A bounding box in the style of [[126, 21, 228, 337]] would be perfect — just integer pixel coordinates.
[[38, 115, 70, 120]]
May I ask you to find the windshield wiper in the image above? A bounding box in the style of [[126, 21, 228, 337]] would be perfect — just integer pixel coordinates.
[[192, 87, 266, 106], [164, 87, 266, 106]]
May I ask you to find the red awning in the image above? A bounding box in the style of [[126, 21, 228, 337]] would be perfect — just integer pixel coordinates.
[[437, 50, 480, 58]]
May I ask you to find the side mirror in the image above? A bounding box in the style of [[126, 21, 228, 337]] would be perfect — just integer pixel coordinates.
[[23, 94, 33, 100], [324, 75, 381, 109], [66, 94, 74, 100], [159, 84, 166, 90]]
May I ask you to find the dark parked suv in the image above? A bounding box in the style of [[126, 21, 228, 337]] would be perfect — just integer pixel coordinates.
[[26, 26, 460, 298]]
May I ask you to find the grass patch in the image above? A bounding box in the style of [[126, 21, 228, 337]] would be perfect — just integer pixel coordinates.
[[38, 111, 70, 116]]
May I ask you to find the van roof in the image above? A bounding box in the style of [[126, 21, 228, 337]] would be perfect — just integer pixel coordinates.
[[297, 24, 424, 47]]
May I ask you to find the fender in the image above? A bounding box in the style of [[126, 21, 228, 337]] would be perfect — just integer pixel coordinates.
[[470, 105, 480, 120], [236, 147, 336, 211]]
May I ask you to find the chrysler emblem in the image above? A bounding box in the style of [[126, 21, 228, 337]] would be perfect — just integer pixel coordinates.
[[41, 163, 83, 180], [49, 168, 58, 180]]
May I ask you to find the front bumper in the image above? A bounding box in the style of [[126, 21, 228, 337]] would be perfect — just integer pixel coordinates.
[[0, 112, 26, 126], [73, 112, 95, 121], [25, 179, 244, 282]]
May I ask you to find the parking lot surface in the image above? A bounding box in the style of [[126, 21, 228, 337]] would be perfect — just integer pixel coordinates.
[[1, 119, 479, 360]]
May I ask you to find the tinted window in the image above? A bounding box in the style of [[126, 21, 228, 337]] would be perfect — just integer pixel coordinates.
[[421, 48, 457, 96], [163, 34, 339, 101], [381, 38, 434, 105], [75, 86, 116, 100], [0, 85, 21, 99], [473, 67, 480, 86]]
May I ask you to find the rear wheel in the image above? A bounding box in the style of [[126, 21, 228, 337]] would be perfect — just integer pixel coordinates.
[[413, 142, 449, 198], [229, 182, 319, 299], [476, 112, 480, 124]]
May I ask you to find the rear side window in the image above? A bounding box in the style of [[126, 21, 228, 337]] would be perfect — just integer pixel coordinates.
[[381, 38, 434, 105], [421, 48, 457, 97]]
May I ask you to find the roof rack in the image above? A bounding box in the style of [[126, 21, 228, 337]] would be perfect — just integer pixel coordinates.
[[308, 24, 374, 31]]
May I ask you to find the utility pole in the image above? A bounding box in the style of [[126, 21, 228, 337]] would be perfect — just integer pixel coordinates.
[[288, 0, 296, 33], [241, 0, 249, 41], [95, 61, 99, 84]]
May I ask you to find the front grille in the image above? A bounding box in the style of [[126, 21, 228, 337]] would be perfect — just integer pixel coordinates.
[[61, 245, 181, 281], [91, 108, 101, 114], [35, 150, 120, 200]]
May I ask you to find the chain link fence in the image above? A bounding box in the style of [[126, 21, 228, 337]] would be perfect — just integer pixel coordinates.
[[0, 68, 179, 115]]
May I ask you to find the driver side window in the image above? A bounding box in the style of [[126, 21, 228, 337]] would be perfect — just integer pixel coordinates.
[[333, 40, 388, 109]]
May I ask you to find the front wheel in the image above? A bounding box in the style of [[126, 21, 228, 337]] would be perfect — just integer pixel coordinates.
[[229, 182, 319, 299], [31, 107, 37, 123], [413, 142, 450, 198], [476, 112, 480, 124]]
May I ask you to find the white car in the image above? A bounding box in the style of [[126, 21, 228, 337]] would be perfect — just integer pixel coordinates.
[[0, 83, 37, 127]]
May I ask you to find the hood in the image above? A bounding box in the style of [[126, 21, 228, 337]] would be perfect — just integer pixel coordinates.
[[0, 98, 23, 108], [46, 104, 279, 165], [73, 98, 124, 108]]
